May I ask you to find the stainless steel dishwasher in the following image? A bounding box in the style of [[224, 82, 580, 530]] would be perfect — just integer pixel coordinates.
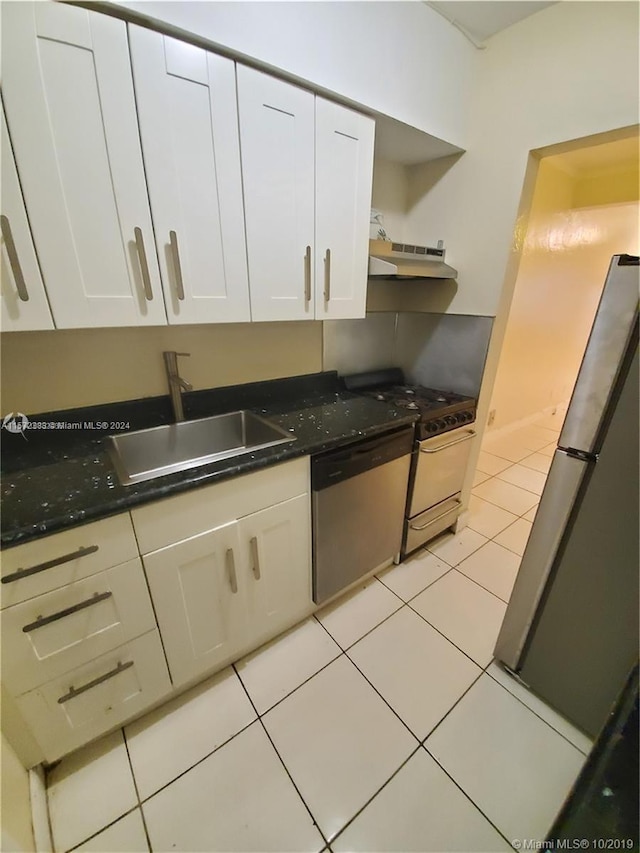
[[312, 426, 414, 605]]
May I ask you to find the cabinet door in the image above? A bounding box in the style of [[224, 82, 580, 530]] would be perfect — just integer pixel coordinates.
[[1, 102, 54, 331], [1, 3, 166, 328], [315, 98, 374, 320], [129, 27, 250, 325], [237, 66, 315, 322], [143, 521, 246, 686], [239, 494, 312, 644]]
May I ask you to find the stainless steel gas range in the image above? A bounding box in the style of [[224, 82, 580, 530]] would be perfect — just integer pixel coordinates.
[[343, 368, 477, 558]]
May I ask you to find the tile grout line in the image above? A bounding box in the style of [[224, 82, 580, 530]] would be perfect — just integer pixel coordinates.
[[422, 746, 517, 850], [483, 666, 592, 757], [470, 483, 540, 519], [130, 713, 257, 807], [231, 662, 331, 851], [237, 643, 343, 717], [121, 727, 153, 852], [405, 587, 493, 670], [322, 743, 424, 849], [313, 606, 429, 747], [452, 565, 511, 605], [64, 805, 142, 853], [419, 668, 485, 746]]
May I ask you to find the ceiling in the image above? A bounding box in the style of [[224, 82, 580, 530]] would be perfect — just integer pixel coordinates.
[[428, 1, 557, 45], [545, 135, 640, 176]]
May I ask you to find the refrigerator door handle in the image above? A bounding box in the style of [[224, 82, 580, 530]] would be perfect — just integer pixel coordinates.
[[494, 449, 588, 670]]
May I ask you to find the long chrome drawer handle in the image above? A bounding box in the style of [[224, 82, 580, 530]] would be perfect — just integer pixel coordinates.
[[22, 591, 113, 633], [324, 248, 331, 301], [57, 660, 134, 704], [169, 230, 185, 301], [420, 430, 476, 454], [2, 545, 100, 585], [304, 246, 311, 302], [410, 501, 461, 531], [227, 548, 238, 594], [250, 536, 261, 580], [0, 215, 29, 301], [134, 227, 154, 300]]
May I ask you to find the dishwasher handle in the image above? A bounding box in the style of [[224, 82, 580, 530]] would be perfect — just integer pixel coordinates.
[[312, 426, 414, 491]]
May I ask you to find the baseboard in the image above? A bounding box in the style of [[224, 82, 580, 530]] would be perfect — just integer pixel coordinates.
[[29, 765, 52, 853], [484, 403, 568, 442]]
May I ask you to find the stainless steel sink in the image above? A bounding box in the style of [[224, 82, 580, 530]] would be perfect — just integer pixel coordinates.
[[109, 410, 295, 485]]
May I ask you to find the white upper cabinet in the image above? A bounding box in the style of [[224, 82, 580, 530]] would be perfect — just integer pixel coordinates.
[[237, 66, 316, 322], [315, 99, 374, 320], [1, 102, 54, 332], [129, 27, 250, 325], [237, 65, 374, 322], [1, 3, 166, 328]]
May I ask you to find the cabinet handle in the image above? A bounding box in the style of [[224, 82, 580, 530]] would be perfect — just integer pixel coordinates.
[[0, 215, 29, 302], [420, 430, 476, 454], [324, 248, 331, 301], [1, 545, 99, 585], [134, 227, 154, 300], [57, 660, 134, 704], [304, 245, 311, 302], [169, 231, 185, 301], [250, 536, 261, 580], [22, 591, 113, 633], [226, 548, 238, 594]]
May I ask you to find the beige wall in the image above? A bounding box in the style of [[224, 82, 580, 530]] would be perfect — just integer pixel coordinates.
[[393, 1, 639, 510], [0, 321, 323, 414], [401, 1, 639, 318], [1, 733, 35, 852], [489, 153, 639, 429]]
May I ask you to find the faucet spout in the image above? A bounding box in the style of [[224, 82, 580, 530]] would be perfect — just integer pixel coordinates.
[[163, 351, 191, 422]]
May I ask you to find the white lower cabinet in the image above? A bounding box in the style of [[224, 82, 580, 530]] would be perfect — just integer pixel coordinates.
[[15, 630, 171, 763], [1, 558, 156, 696], [143, 521, 247, 686], [143, 492, 312, 687], [2, 460, 313, 764], [240, 494, 311, 644]]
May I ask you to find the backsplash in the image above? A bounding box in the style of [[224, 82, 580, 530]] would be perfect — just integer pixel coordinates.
[[0, 322, 323, 414], [323, 314, 396, 375], [323, 312, 493, 396], [396, 313, 493, 397]]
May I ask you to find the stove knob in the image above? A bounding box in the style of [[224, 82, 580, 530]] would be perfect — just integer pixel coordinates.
[[444, 415, 457, 426], [426, 421, 440, 433]]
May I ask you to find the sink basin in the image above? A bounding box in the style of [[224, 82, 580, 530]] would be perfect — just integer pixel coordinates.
[[109, 410, 295, 485]]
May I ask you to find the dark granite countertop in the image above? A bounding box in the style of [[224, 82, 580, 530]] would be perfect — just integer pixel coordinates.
[[1, 371, 417, 548]]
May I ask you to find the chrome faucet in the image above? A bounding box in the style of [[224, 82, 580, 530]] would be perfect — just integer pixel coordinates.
[[163, 351, 192, 422]]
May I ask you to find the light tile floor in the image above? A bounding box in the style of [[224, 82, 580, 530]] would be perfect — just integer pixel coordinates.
[[46, 412, 592, 853]]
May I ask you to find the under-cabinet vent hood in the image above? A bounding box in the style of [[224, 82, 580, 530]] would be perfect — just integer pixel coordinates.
[[368, 239, 457, 280]]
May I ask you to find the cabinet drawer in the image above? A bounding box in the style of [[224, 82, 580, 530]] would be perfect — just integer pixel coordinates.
[[132, 457, 309, 554], [1, 559, 156, 696], [15, 630, 171, 763], [1, 515, 139, 608]]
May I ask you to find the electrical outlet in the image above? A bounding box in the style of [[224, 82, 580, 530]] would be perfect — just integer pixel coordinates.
[[487, 409, 496, 426]]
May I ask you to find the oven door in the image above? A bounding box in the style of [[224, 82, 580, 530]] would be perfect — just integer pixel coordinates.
[[409, 426, 476, 517]]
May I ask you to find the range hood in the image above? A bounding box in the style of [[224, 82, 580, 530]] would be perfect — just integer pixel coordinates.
[[368, 239, 457, 280]]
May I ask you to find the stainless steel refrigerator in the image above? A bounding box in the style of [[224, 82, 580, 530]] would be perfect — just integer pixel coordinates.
[[494, 254, 639, 739]]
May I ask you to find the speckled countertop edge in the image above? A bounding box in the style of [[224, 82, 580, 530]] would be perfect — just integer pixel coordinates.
[[1, 375, 418, 548]]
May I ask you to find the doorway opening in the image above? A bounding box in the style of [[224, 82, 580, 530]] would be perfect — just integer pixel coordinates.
[[485, 129, 639, 448]]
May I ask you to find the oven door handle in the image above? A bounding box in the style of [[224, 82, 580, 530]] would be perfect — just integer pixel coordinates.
[[420, 430, 476, 453], [410, 500, 462, 530]]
